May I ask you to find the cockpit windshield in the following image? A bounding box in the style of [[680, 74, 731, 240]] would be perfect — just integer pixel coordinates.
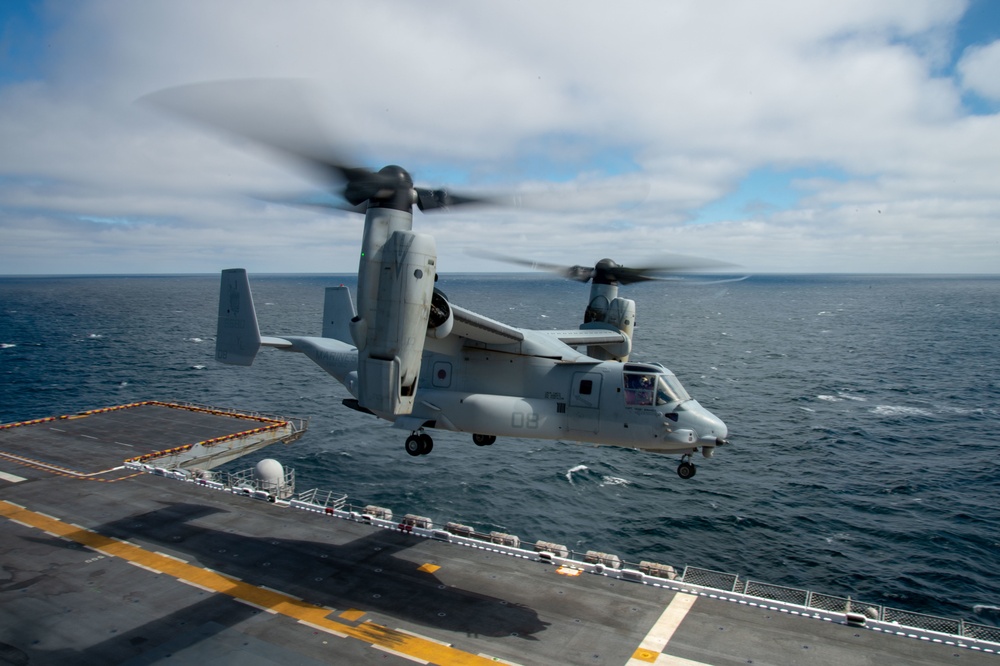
[[623, 370, 690, 406]]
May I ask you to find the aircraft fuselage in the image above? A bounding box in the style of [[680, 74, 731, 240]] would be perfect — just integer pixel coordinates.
[[277, 330, 727, 457]]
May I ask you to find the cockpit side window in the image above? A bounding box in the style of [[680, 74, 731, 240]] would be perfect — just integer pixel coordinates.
[[623, 373, 655, 406], [659, 374, 690, 403], [624, 371, 690, 406]]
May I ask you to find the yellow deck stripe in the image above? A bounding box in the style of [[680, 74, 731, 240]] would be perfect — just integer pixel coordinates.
[[0, 500, 498, 665]]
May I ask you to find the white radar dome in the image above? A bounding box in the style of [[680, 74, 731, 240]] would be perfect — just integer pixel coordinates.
[[254, 458, 284, 485]]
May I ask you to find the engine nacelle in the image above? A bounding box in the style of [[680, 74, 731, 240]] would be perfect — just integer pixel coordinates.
[[353, 229, 437, 418], [427, 288, 454, 339], [582, 284, 635, 361]]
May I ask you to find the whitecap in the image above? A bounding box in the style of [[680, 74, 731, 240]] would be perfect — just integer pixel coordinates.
[[600, 476, 631, 487], [0, 343, 15, 349], [974, 604, 1000, 614], [941, 406, 986, 416], [565, 464, 588, 484], [187, 337, 204, 343], [191, 364, 206, 370], [798, 406, 815, 413], [87, 333, 103, 339], [871, 405, 933, 417], [817, 395, 842, 402], [838, 393, 867, 402], [119, 381, 128, 387], [824, 532, 853, 544]]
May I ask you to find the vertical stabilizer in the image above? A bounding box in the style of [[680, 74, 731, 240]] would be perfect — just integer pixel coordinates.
[[322, 285, 357, 344], [216, 268, 261, 366]]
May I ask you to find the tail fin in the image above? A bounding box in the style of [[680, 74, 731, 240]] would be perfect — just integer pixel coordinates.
[[322, 285, 357, 344], [216, 268, 261, 366]]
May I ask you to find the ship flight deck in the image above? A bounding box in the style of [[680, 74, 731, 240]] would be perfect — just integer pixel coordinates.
[[1, 403, 997, 665]]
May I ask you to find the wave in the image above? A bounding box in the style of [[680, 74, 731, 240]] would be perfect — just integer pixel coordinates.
[[565, 464, 588, 484], [0, 343, 15, 349], [817, 392, 867, 403], [870, 405, 933, 417], [601, 476, 631, 487]]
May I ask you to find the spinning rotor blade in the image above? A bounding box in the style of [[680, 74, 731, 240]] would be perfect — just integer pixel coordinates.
[[141, 79, 496, 213], [474, 250, 734, 285], [470, 252, 595, 282]]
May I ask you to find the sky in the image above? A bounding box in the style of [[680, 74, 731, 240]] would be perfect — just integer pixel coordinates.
[[1, 0, 999, 275]]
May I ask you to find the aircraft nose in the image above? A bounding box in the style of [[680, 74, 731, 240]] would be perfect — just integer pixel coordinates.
[[684, 400, 728, 442]]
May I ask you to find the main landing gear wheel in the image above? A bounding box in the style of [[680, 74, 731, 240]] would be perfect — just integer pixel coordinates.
[[677, 459, 697, 479], [405, 433, 434, 456], [472, 433, 496, 447]]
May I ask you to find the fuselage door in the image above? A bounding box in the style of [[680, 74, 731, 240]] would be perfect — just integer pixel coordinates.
[[568, 371, 602, 434]]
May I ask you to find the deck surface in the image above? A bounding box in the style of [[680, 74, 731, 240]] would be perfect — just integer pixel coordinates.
[[0, 406, 995, 665]]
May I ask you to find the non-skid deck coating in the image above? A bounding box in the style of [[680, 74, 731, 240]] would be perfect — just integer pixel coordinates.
[[0, 402, 291, 479], [1, 406, 996, 665]]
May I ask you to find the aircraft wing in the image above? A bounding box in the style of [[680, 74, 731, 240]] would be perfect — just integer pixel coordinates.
[[449, 304, 525, 345], [537, 329, 628, 346]]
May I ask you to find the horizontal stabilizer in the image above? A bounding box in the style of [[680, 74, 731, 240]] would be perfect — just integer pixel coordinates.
[[216, 268, 261, 366]]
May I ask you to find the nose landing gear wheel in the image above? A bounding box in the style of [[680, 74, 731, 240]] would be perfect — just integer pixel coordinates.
[[677, 460, 696, 479]]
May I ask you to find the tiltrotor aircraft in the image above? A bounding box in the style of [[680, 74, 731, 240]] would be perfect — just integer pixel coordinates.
[[148, 81, 730, 478]]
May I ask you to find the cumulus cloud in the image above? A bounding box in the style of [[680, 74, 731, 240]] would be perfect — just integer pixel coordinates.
[[958, 39, 1000, 101], [0, 0, 998, 274]]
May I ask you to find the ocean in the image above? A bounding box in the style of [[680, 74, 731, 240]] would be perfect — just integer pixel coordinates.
[[2, 273, 999, 625]]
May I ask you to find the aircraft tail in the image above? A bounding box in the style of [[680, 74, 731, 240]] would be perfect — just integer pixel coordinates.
[[216, 268, 261, 366], [322, 285, 357, 344]]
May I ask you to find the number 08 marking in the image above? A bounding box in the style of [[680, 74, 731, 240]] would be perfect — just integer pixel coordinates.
[[511, 412, 539, 429]]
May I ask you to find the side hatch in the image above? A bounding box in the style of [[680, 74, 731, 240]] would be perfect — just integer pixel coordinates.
[[567, 371, 602, 434]]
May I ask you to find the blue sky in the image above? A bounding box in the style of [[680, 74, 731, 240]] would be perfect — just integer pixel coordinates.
[[1, 1, 1000, 274]]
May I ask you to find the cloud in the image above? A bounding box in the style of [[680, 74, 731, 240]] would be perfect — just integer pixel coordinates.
[[0, 0, 998, 275], [958, 39, 1000, 101]]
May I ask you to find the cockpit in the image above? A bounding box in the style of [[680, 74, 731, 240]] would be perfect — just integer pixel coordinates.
[[623, 363, 691, 407]]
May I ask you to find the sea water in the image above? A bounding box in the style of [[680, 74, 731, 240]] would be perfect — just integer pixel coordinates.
[[1, 273, 999, 624]]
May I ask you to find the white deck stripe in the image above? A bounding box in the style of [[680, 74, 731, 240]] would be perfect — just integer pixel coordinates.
[[0, 470, 27, 483], [627, 592, 707, 666], [653, 655, 710, 665]]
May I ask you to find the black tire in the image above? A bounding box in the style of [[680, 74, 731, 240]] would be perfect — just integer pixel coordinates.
[[472, 434, 496, 446], [405, 435, 423, 457], [677, 461, 696, 479], [419, 433, 433, 455]]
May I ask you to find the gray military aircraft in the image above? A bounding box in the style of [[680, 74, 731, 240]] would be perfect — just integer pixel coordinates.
[[148, 81, 730, 478], [214, 168, 730, 479]]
